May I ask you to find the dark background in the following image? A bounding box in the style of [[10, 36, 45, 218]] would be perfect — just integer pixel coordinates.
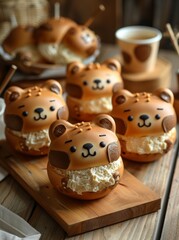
[[56, 0, 179, 49]]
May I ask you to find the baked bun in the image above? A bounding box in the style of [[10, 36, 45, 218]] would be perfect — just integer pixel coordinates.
[[66, 58, 123, 121], [47, 114, 124, 200], [4, 80, 69, 156], [34, 17, 99, 64], [2, 25, 43, 63], [61, 25, 98, 58], [34, 18, 76, 44], [111, 88, 177, 162], [2, 26, 35, 54]]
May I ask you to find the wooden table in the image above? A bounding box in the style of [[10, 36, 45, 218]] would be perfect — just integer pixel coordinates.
[[0, 44, 179, 240]]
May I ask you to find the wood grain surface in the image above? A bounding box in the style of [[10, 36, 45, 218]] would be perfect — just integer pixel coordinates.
[[161, 144, 179, 239], [0, 45, 179, 239], [0, 139, 160, 236]]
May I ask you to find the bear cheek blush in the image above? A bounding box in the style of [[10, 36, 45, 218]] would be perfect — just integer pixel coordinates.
[[111, 88, 177, 162], [47, 114, 124, 200], [66, 58, 123, 121], [4, 80, 69, 156]]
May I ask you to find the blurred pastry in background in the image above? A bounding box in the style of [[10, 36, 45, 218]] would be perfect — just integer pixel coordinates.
[[34, 17, 99, 64]]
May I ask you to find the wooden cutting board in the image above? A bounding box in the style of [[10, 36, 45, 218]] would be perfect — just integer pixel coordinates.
[[0, 140, 161, 236]]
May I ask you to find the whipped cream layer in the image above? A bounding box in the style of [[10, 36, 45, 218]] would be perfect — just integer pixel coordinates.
[[11, 129, 50, 151], [75, 96, 112, 114], [53, 158, 122, 194], [119, 128, 176, 154], [38, 43, 83, 64]]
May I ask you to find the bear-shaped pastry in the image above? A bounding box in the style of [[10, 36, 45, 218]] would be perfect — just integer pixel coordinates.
[[111, 88, 177, 162], [47, 114, 124, 200], [2, 18, 99, 70], [66, 58, 123, 121], [34, 17, 99, 64], [2, 25, 44, 65], [4, 80, 69, 156]]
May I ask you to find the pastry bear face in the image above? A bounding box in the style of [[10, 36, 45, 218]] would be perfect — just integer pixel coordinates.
[[111, 88, 177, 137], [66, 58, 123, 100], [35, 18, 98, 61], [48, 114, 121, 170], [62, 25, 98, 57], [4, 80, 69, 133]]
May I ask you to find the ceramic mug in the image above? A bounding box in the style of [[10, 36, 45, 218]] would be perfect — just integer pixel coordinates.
[[115, 26, 162, 73]]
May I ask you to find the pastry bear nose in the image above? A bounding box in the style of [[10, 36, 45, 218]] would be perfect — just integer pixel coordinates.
[[93, 79, 101, 84], [83, 143, 93, 150], [34, 108, 44, 114], [140, 114, 149, 121]]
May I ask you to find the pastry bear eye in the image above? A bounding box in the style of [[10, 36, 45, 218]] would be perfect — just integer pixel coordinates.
[[106, 79, 111, 84], [99, 141, 106, 148], [83, 81, 88, 86], [70, 146, 76, 152], [155, 114, 160, 120], [128, 116, 133, 121], [22, 111, 28, 117], [50, 106, 55, 111]]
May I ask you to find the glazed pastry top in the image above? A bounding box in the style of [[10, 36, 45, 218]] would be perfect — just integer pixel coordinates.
[[48, 114, 121, 170], [111, 88, 177, 137], [66, 58, 123, 100], [4, 80, 69, 133]]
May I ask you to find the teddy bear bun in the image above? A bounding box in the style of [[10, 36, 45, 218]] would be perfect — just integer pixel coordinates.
[[2, 25, 44, 64], [4, 80, 69, 156], [66, 58, 123, 121], [111, 88, 177, 162], [2, 17, 99, 67], [2, 25, 35, 54], [47, 114, 124, 200], [34, 17, 99, 64]]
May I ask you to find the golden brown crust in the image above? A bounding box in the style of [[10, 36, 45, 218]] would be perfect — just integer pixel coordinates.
[[62, 26, 98, 57], [4, 80, 69, 156], [111, 88, 177, 137], [2, 26, 35, 54], [48, 116, 119, 170], [4, 80, 68, 132], [47, 115, 124, 199], [2, 17, 99, 64], [34, 17, 77, 44], [66, 59, 123, 121]]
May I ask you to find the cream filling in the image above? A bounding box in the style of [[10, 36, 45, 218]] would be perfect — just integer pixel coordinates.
[[38, 43, 84, 64], [10, 129, 50, 151], [53, 158, 122, 195], [78, 96, 112, 114], [118, 128, 175, 154]]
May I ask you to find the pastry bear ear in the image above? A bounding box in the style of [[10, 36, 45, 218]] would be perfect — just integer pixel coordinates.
[[103, 58, 121, 73], [66, 61, 84, 76], [4, 86, 24, 104], [49, 119, 73, 141], [93, 114, 116, 133], [154, 88, 174, 104], [44, 79, 62, 95], [112, 89, 133, 106]]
